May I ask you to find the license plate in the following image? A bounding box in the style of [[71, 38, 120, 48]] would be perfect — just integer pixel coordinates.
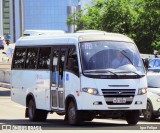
[[113, 98, 126, 103]]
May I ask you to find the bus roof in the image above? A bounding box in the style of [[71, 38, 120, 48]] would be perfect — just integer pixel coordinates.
[[23, 30, 65, 36], [16, 32, 134, 46]]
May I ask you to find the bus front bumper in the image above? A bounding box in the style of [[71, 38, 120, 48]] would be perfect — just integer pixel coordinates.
[[77, 93, 147, 110]]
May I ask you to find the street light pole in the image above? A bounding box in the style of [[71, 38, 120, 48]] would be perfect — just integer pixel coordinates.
[[19, 0, 24, 37], [9, 0, 14, 43], [0, 0, 3, 36], [67, 6, 76, 33]]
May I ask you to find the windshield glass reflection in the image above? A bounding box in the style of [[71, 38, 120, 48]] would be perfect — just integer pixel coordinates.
[[80, 41, 145, 75]]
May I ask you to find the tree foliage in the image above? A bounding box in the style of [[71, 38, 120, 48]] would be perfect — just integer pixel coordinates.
[[67, 0, 160, 54]]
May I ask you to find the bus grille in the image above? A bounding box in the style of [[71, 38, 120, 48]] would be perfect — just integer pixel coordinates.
[[101, 89, 136, 105]]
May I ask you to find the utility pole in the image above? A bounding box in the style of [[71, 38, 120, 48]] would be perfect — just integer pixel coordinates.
[[0, 0, 3, 36], [67, 6, 76, 33], [67, 0, 81, 33], [9, 0, 15, 43], [19, 0, 24, 37]]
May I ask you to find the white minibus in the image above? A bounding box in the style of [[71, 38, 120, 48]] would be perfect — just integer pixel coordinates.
[[11, 31, 147, 125]]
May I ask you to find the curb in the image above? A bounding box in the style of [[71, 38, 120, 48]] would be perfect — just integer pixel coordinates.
[[0, 82, 11, 89]]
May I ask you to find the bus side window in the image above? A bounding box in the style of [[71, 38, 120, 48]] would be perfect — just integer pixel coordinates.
[[38, 47, 51, 69], [66, 47, 79, 76], [58, 48, 67, 88], [13, 48, 26, 69], [25, 48, 38, 69], [52, 49, 59, 85]]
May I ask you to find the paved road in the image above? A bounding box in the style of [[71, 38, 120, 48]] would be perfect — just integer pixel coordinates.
[[0, 87, 160, 133]]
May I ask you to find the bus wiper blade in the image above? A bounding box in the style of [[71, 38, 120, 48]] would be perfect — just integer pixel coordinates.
[[120, 50, 133, 65], [84, 69, 118, 76], [118, 71, 141, 76]]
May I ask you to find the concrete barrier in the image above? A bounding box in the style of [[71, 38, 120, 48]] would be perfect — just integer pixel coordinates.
[[0, 44, 14, 88], [0, 70, 11, 88], [0, 70, 5, 82], [0, 70, 10, 83], [4, 70, 10, 83]]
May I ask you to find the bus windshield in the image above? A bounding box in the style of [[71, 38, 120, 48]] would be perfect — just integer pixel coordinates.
[[80, 41, 145, 76]]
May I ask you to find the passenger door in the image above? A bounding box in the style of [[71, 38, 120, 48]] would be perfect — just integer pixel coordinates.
[[51, 48, 67, 109]]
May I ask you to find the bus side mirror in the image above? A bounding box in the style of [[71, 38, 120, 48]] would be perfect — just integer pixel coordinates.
[[142, 58, 149, 69]]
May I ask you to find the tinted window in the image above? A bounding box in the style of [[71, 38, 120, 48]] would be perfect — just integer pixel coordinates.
[[149, 59, 155, 67], [38, 47, 51, 69], [52, 49, 59, 85], [66, 47, 79, 76], [25, 48, 38, 69], [80, 41, 145, 75], [154, 60, 160, 67], [59, 48, 67, 87], [13, 48, 26, 69]]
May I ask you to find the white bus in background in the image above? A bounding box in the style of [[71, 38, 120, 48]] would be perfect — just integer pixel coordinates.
[[23, 30, 65, 36], [11, 31, 147, 125]]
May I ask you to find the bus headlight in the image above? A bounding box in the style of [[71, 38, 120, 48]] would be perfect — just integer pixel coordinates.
[[138, 88, 147, 95], [151, 92, 160, 102], [82, 88, 99, 95], [157, 98, 160, 102]]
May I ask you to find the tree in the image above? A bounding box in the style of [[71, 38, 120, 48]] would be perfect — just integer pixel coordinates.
[[67, 0, 160, 53], [134, 0, 160, 53], [67, 0, 104, 31]]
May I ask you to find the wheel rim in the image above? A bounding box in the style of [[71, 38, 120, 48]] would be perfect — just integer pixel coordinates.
[[144, 103, 152, 120]]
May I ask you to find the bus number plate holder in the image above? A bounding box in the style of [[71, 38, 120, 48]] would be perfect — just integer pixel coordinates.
[[113, 98, 126, 103]]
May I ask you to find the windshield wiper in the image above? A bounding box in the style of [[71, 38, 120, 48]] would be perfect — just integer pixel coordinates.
[[84, 69, 118, 76], [117, 70, 142, 76], [120, 50, 133, 65]]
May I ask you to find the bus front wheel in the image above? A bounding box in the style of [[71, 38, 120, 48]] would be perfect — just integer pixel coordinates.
[[28, 99, 47, 121], [143, 101, 155, 121], [126, 110, 139, 125], [67, 101, 82, 125]]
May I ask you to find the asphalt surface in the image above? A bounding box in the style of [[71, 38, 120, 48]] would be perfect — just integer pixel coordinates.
[[0, 87, 160, 132]]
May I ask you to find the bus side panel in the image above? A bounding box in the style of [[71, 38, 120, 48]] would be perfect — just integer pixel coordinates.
[[34, 71, 51, 110], [64, 72, 80, 107], [11, 70, 26, 106], [11, 70, 51, 110], [23, 70, 50, 110]]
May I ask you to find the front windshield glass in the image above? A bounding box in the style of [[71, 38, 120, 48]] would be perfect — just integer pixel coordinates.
[[80, 41, 145, 75]]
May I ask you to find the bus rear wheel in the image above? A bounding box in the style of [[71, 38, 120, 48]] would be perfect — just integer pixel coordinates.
[[126, 110, 139, 125], [28, 99, 47, 122]]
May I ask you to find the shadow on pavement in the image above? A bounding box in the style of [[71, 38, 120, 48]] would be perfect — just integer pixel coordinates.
[[0, 119, 130, 130], [139, 117, 160, 122]]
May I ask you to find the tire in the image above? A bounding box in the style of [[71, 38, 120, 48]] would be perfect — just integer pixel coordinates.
[[28, 99, 47, 122], [143, 101, 155, 121], [126, 110, 139, 125], [56, 112, 65, 116], [67, 101, 82, 125]]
